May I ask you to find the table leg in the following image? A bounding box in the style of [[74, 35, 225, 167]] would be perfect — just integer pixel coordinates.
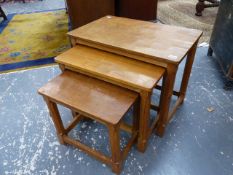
[[155, 42, 198, 136], [108, 124, 122, 174], [69, 37, 76, 47], [178, 41, 198, 103], [137, 91, 152, 152], [59, 64, 65, 72], [156, 64, 178, 137], [43, 97, 66, 144]]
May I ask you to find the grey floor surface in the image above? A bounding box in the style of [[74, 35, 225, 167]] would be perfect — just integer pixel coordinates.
[[0, 1, 233, 175], [0, 47, 233, 175], [1, 0, 65, 14]]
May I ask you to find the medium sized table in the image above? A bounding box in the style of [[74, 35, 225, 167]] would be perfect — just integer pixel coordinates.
[[55, 45, 165, 152], [67, 16, 202, 151]]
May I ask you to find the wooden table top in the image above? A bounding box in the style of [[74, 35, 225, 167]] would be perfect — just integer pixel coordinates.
[[38, 70, 138, 125], [68, 16, 203, 65], [55, 45, 165, 91]]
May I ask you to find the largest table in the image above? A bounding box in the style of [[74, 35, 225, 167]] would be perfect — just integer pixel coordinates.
[[67, 16, 202, 151]]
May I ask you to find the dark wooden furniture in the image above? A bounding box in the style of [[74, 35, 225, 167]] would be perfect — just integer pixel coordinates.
[[55, 45, 165, 153], [65, 0, 115, 29], [65, 0, 158, 29], [195, 0, 220, 16], [67, 16, 202, 151], [115, 0, 158, 21], [0, 6, 7, 21], [38, 70, 139, 174], [208, 0, 233, 80]]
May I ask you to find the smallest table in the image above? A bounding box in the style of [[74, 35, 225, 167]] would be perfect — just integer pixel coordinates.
[[38, 70, 139, 173]]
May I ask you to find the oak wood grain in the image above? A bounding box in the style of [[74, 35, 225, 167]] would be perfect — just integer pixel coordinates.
[[55, 45, 165, 92], [68, 16, 203, 64], [38, 71, 138, 125]]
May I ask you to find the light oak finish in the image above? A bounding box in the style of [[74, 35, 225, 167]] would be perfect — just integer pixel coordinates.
[[68, 16, 202, 64], [38, 71, 137, 125], [55, 45, 165, 152], [67, 16, 202, 142], [38, 71, 139, 174], [55, 45, 165, 92]]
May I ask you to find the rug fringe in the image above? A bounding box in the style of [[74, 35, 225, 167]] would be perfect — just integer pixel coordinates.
[[0, 63, 58, 75]]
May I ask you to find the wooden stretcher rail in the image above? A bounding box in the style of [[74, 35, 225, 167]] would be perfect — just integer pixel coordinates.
[[155, 85, 180, 96], [63, 135, 112, 165], [64, 114, 84, 134]]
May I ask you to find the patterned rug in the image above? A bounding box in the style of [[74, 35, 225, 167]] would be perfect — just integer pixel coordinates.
[[157, 0, 219, 43], [0, 9, 70, 73]]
